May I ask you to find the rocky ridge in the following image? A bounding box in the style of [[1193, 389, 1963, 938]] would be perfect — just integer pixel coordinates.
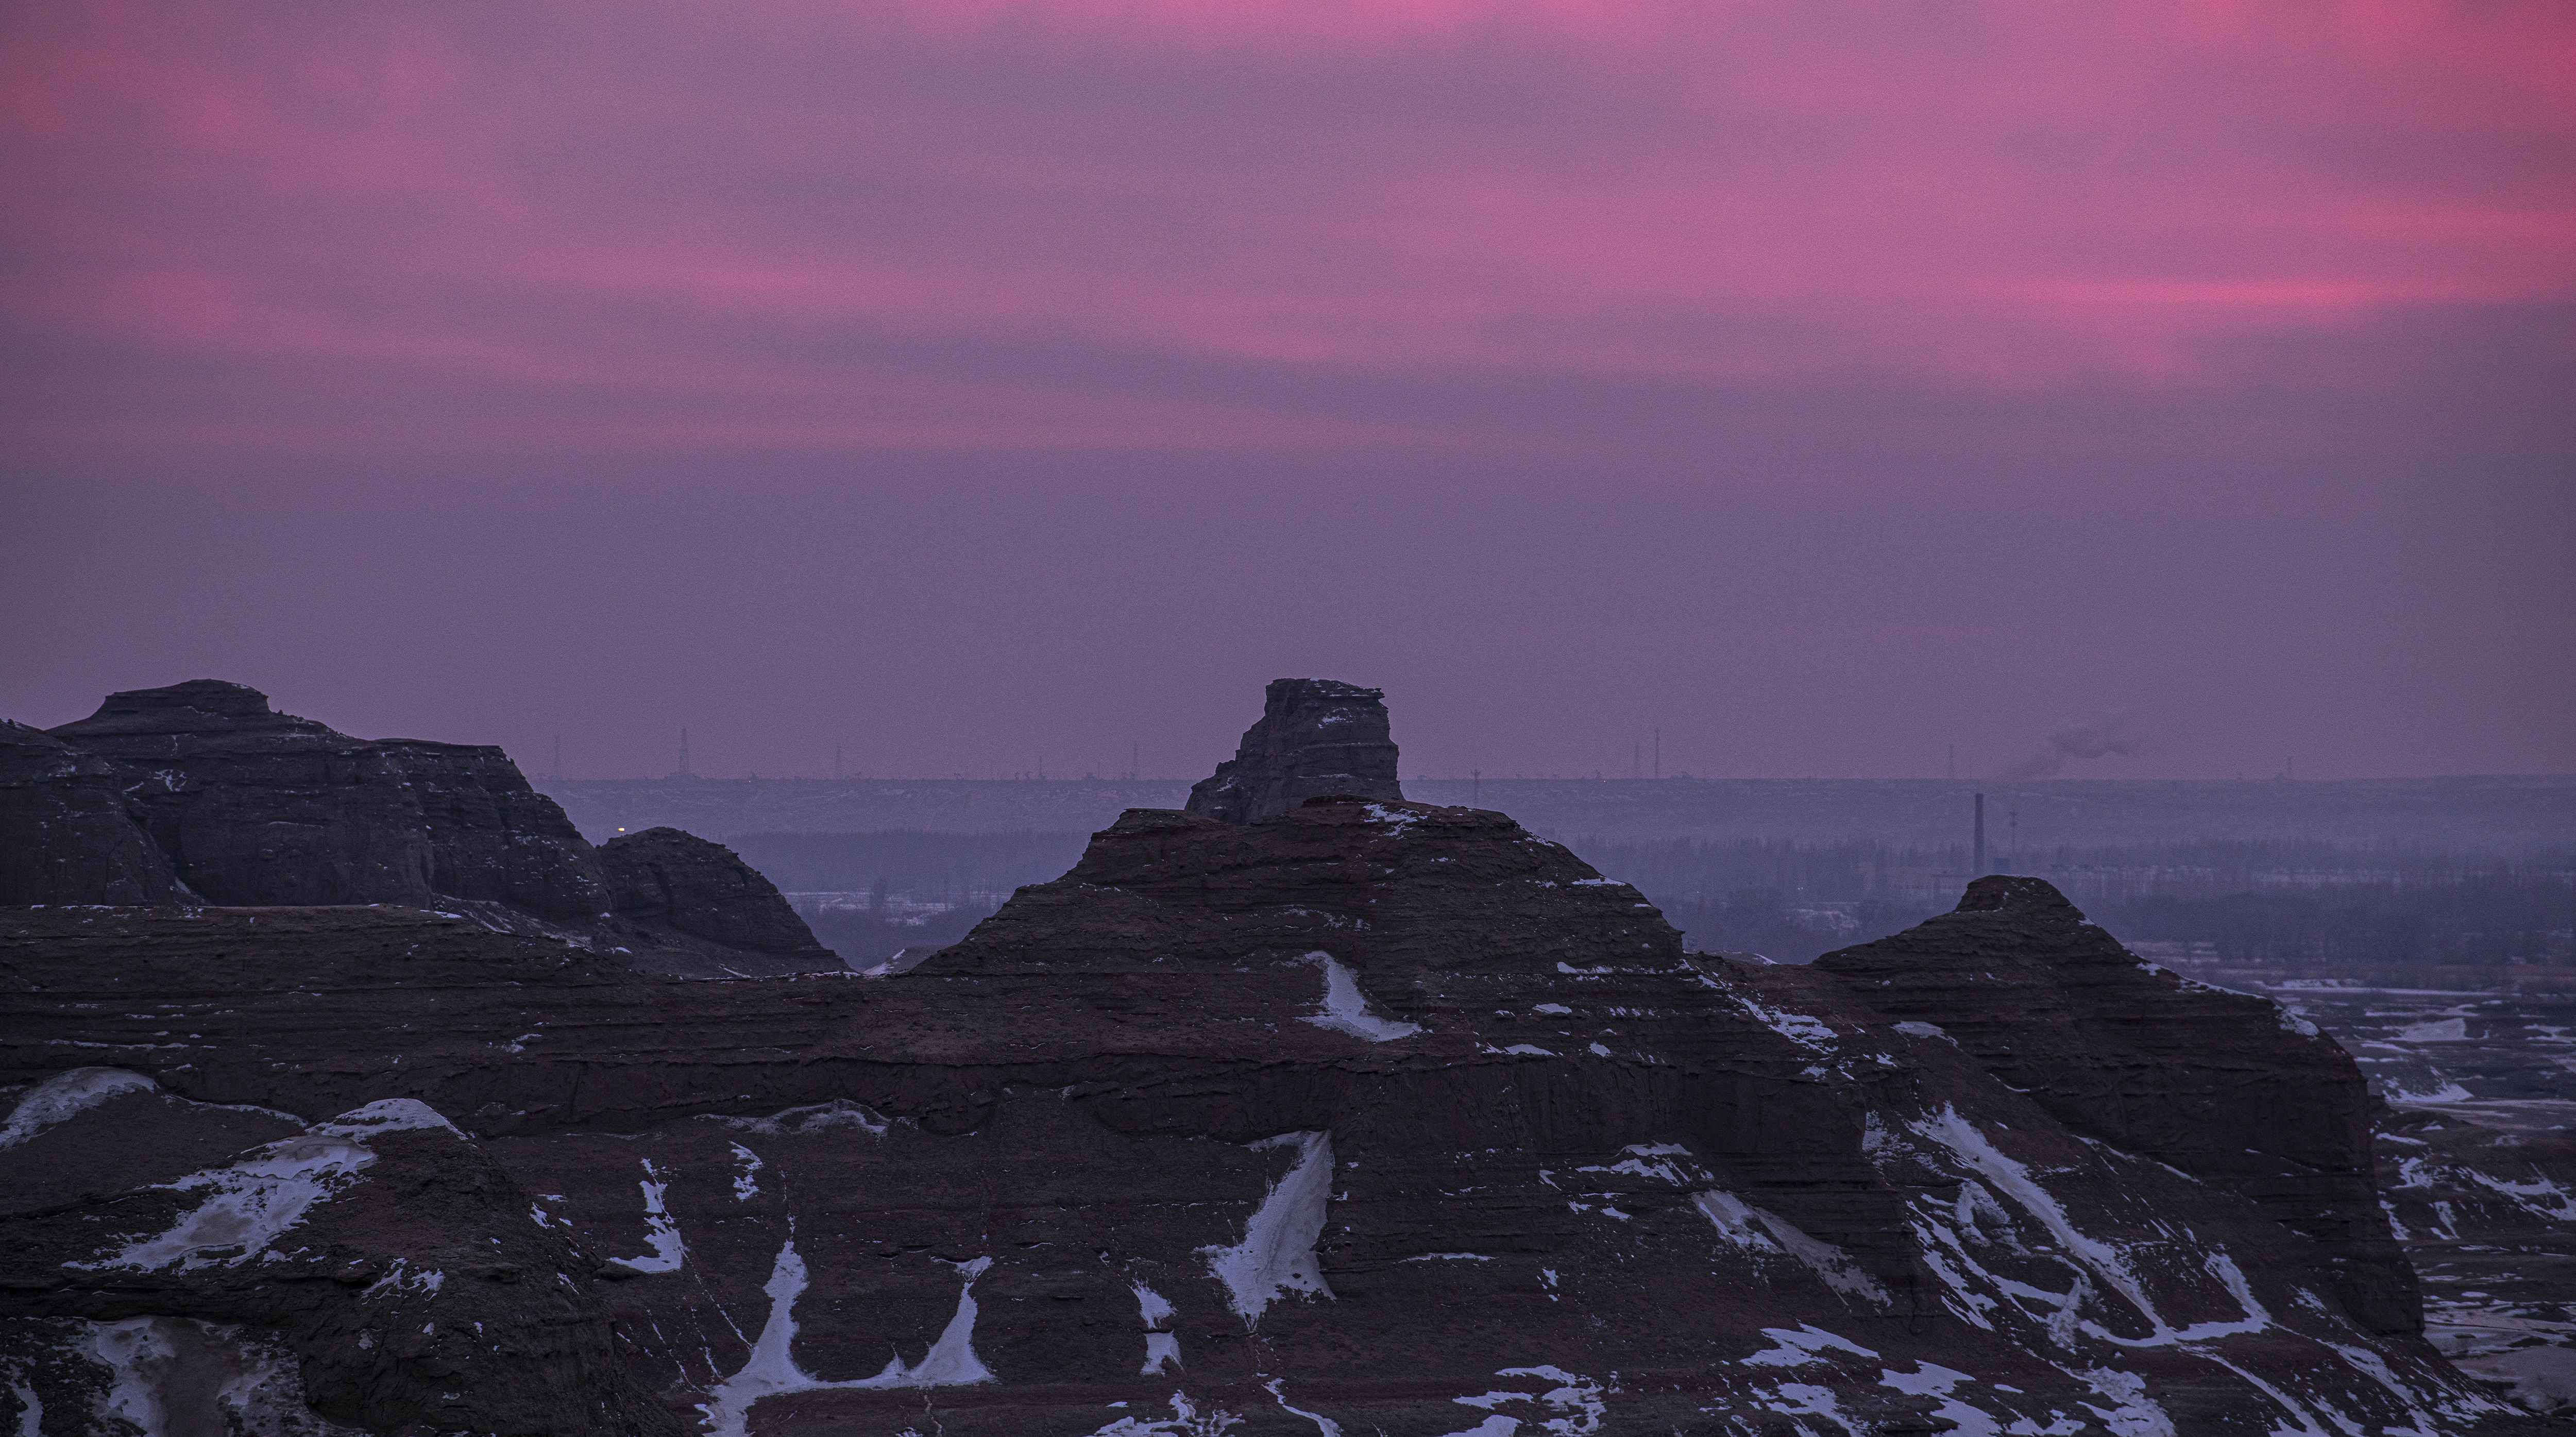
[[1, 681, 836, 976], [0, 681, 2548, 1433]]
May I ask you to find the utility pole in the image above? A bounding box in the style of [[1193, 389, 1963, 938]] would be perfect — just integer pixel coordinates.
[[552, 734, 561, 781], [1632, 741, 1641, 780], [1471, 769, 1481, 807], [1973, 792, 1986, 876], [2008, 807, 2018, 871], [1653, 729, 1660, 781], [1947, 743, 1955, 782], [1132, 741, 1139, 781], [677, 729, 692, 779], [834, 742, 842, 781]]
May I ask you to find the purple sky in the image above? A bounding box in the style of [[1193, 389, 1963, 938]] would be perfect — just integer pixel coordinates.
[[4, 2, 2570, 781]]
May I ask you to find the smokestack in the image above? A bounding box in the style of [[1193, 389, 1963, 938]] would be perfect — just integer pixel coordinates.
[[1973, 792, 1986, 876]]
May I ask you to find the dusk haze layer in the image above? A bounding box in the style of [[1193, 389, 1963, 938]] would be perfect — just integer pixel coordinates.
[[4, 1, 2570, 782]]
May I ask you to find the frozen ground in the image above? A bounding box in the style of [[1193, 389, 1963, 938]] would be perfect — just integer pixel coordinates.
[[2193, 968, 2576, 1417]]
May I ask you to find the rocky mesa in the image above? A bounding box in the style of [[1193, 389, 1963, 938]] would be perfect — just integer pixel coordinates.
[[0, 679, 2549, 1435]]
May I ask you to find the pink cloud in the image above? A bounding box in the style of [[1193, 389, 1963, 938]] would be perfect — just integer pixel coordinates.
[[2, 0, 2568, 457]]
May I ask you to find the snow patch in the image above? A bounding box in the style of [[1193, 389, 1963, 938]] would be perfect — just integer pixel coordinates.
[[88, 1316, 365, 1436], [715, 1099, 893, 1137], [1692, 1190, 1888, 1305], [728, 1143, 763, 1201], [362, 1259, 444, 1300], [1200, 1132, 1335, 1323], [1298, 952, 1421, 1042], [315, 1099, 458, 1139], [1732, 993, 1836, 1049], [698, 1241, 994, 1437], [0, 1067, 155, 1149], [1451, 1366, 1604, 1437], [608, 1159, 686, 1274], [1742, 1324, 1877, 1367], [82, 1134, 375, 1271], [1265, 1378, 1339, 1436], [1894, 1021, 1949, 1041], [1088, 1392, 1244, 1436]]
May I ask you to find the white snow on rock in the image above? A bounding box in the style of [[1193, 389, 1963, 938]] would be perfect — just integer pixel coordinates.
[[1265, 1377, 1338, 1436], [315, 1098, 459, 1139], [1360, 803, 1422, 834], [1086, 1392, 1245, 1436], [1135, 1282, 1182, 1373], [728, 1143, 764, 1201], [1742, 1324, 1877, 1367], [0, 1067, 157, 1149], [1728, 993, 1836, 1050], [1908, 1104, 2323, 1377], [714, 1099, 894, 1137], [698, 1240, 995, 1436], [1449, 1366, 1605, 1437], [607, 1159, 686, 1274], [361, 1259, 444, 1300], [1893, 1021, 1948, 1041], [80, 1133, 376, 1272], [1692, 1190, 1888, 1306], [2399, 1017, 2469, 1042], [89, 1316, 368, 1436], [1200, 1131, 1336, 1323], [2073, 1368, 2178, 1437], [1298, 952, 1422, 1041]]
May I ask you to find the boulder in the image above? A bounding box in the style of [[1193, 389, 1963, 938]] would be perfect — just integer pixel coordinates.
[[1184, 678, 1402, 823]]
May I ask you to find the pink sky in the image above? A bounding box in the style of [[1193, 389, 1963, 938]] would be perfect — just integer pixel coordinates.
[[4, 1, 2570, 781]]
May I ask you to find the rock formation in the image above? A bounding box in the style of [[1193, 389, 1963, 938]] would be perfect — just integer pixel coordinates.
[[1184, 678, 1402, 823], [3, 776, 2541, 1432], [0, 721, 189, 906], [0, 681, 838, 975], [598, 827, 842, 976]]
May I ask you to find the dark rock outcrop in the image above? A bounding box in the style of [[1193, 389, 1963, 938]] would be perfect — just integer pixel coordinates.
[[3, 812, 2533, 1433], [0, 721, 189, 906], [3, 680, 839, 975], [45, 680, 608, 921], [1811, 873, 2416, 1333], [1184, 678, 1402, 823], [598, 827, 842, 976]]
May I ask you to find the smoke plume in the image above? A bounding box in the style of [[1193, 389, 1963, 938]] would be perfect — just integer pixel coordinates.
[[1996, 713, 2163, 781]]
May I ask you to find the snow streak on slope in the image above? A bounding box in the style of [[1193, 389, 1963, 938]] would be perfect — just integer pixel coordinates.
[[698, 1240, 995, 1436], [1201, 1131, 1337, 1323], [1299, 952, 1422, 1041]]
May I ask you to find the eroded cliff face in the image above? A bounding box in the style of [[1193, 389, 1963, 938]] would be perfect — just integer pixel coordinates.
[[1, 799, 2536, 1435], [2, 681, 837, 975], [1183, 679, 1402, 825]]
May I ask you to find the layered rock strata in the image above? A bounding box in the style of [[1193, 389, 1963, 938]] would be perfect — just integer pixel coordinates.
[[1184, 678, 1402, 824], [1, 800, 2536, 1434], [1, 681, 836, 975]]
